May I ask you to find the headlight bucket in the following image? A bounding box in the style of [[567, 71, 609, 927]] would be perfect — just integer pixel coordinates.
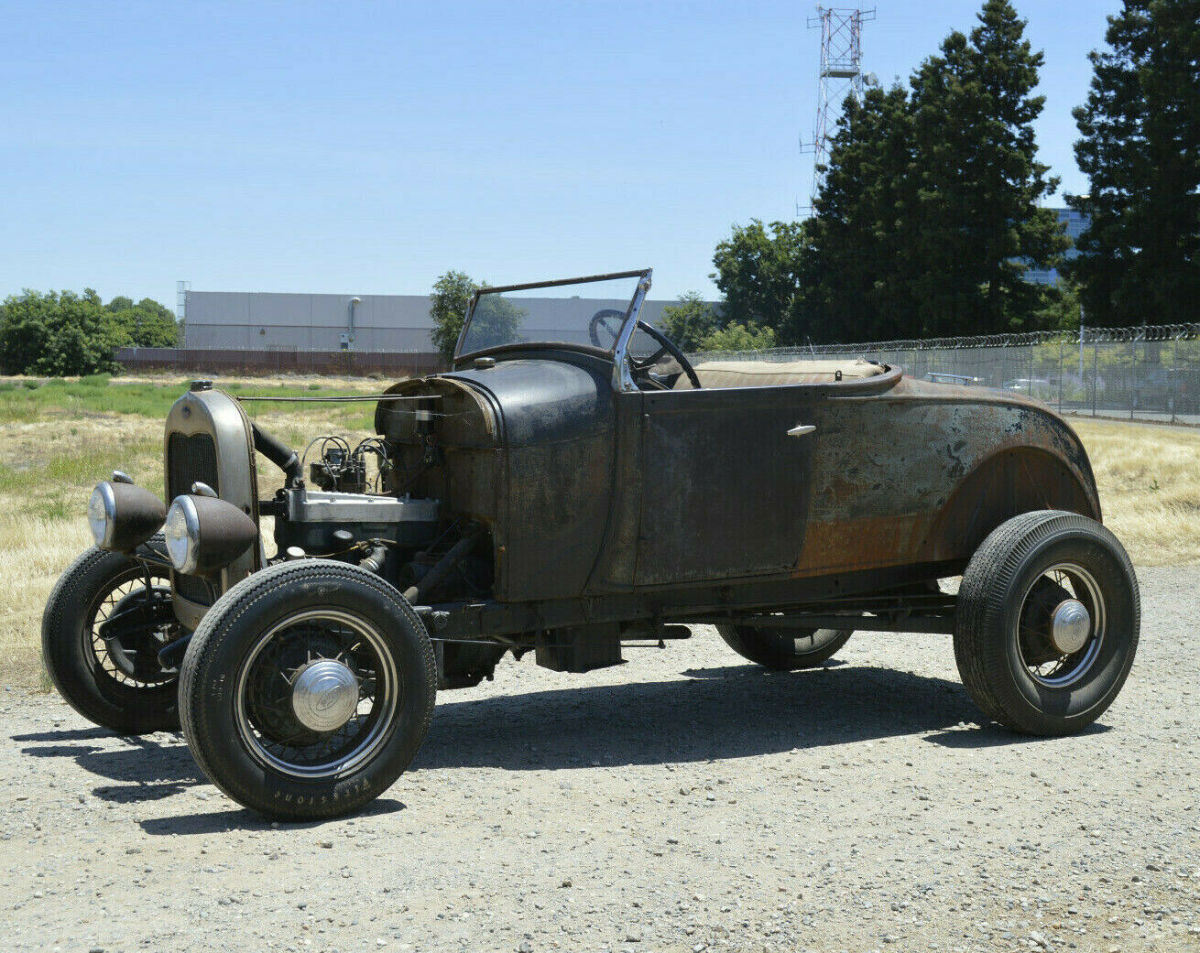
[[164, 494, 258, 576], [88, 481, 167, 552]]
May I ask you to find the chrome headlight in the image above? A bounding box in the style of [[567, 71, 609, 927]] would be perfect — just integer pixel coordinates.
[[164, 496, 201, 574], [164, 494, 257, 576], [88, 479, 166, 552], [88, 482, 117, 548]]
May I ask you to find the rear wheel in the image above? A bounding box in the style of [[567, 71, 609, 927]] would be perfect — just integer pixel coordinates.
[[41, 543, 182, 734], [954, 510, 1139, 735], [717, 623, 852, 670], [180, 560, 436, 820]]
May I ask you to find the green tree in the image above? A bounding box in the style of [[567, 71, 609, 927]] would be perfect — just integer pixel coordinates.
[[1067, 0, 1200, 326], [462, 293, 525, 353], [429, 270, 480, 361], [1033, 278, 1083, 332], [698, 322, 777, 352], [804, 84, 920, 342], [801, 0, 1067, 342], [713, 2, 1065, 347], [710, 219, 811, 345], [659, 291, 719, 351], [107, 297, 179, 348], [906, 0, 1067, 335], [0, 290, 121, 375]]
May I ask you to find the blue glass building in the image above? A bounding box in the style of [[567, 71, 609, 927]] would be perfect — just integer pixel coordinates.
[[1025, 207, 1091, 285]]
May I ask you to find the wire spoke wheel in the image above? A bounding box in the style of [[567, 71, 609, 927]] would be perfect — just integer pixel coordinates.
[[180, 560, 436, 820], [1015, 563, 1106, 687], [87, 570, 178, 689], [42, 542, 183, 734], [237, 610, 400, 780]]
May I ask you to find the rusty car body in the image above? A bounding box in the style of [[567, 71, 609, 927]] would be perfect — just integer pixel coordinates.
[[44, 269, 1140, 819]]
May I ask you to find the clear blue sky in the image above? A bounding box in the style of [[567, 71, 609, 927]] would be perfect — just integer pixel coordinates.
[[0, 0, 1120, 307]]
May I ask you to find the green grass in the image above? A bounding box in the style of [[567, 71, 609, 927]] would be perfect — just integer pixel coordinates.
[[0, 376, 374, 428], [32, 495, 72, 521], [0, 438, 162, 494]]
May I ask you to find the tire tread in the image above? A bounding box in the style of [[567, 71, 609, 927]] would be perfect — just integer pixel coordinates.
[[180, 560, 436, 820], [41, 542, 179, 734], [955, 510, 1139, 735]]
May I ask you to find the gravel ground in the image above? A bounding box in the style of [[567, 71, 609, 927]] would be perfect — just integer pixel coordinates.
[[2, 565, 1198, 953]]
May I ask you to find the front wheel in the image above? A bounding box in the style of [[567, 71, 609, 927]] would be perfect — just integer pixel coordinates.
[[179, 561, 436, 820], [954, 510, 1139, 736], [41, 543, 182, 734]]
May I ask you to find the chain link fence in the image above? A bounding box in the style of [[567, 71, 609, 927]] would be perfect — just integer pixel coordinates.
[[689, 323, 1200, 426]]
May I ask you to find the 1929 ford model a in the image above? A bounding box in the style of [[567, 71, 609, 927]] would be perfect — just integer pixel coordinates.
[[43, 270, 1139, 820]]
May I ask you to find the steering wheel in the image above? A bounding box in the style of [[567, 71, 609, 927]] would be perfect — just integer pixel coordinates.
[[587, 308, 701, 390], [630, 320, 702, 389]]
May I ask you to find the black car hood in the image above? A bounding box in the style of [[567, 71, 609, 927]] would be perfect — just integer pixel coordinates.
[[442, 355, 615, 447]]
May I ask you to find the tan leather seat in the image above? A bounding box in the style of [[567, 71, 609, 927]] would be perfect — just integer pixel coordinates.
[[674, 357, 885, 389]]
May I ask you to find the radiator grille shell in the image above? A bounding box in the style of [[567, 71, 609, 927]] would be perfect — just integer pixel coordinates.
[[163, 387, 259, 626], [167, 432, 219, 499]]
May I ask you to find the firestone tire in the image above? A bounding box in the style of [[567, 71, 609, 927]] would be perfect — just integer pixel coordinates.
[[954, 510, 1139, 736], [41, 542, 180, 734], [717, 624, 853, 671], [179, 560, 436, 821]]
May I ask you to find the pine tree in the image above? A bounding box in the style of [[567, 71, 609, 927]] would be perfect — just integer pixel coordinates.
[[1067, 0, 1200, 326], [802, 0, 1065, 341], [907, 0, 1066, 335], [804, 84, 918, 342]]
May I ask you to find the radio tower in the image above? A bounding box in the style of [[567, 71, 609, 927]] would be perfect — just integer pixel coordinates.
[[801, 5, 876, 213]]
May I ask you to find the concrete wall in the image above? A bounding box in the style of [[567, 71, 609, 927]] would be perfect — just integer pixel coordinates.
[[182, 290, 679, 351], [115, 346, 442, 378]]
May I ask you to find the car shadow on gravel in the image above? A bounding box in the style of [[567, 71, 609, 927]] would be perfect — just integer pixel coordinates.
[[413, 662, 1030, 771], [11, 664, 1088, 826], [135, 796, 408, 836], [12, 726, 114, 743], [18, 729, 202, 802], [13, 724, 409, 832], [924, 720, 1111, 747]]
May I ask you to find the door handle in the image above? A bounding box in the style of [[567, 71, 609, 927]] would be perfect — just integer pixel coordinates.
[[787, 424, 816, 437]]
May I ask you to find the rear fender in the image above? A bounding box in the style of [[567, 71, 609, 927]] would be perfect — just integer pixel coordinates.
[[927, 446, 1101, 564]]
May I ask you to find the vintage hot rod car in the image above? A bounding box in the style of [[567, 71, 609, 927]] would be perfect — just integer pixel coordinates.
[[43, 270, 1139, 820]]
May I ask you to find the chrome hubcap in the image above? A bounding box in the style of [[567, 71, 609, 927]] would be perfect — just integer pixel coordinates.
[[1018, 562, 1106, 688], [236, 608, 398, 780], [1050, 599, 1091, 654], [291, 659, 360, 732]]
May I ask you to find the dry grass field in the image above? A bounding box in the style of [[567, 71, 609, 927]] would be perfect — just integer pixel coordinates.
[[1070, 417, 1200, 566], [0, 376, 1196, 690], [0, 374, 379, 689]]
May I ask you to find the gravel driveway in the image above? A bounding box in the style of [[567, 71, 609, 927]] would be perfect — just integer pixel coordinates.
[[3, 565, 1197, 953]]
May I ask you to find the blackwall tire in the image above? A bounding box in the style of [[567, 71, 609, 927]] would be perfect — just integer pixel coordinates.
[[179, 560, 436, 821], [717, 624, 852, 670], [41, 542, 180, 734], [954, 510, 1139, 736]]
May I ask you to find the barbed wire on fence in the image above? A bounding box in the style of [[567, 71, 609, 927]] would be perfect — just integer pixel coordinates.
[[685, 319, 1200, 426], [687, 320, 1200, 365]]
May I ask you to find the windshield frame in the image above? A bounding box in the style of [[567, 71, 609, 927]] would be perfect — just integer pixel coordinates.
[[453, 268, 653, 366]]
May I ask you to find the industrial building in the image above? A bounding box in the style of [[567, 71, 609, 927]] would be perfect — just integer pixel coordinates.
[[180, 288, 677, 352], [1025, 208, 1092, 285]]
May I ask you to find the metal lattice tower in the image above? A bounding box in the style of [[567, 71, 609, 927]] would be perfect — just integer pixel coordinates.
[[801, 5, 876, 212]]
